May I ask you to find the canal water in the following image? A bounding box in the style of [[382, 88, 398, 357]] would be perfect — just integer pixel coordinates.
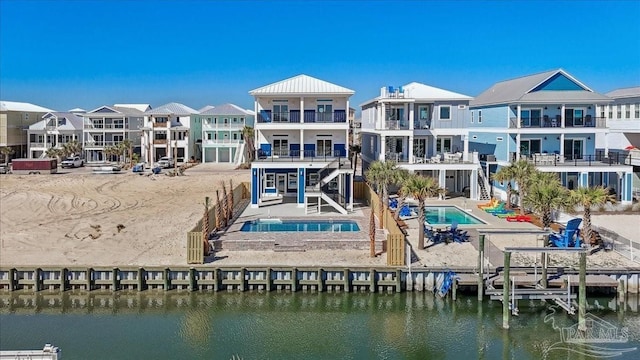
[[1, 291, 639, 359]]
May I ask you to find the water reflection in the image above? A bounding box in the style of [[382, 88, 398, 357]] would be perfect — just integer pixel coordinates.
[[0, 291, 638, 360]]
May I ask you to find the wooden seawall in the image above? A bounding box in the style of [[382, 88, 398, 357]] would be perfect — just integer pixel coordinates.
[[0, 266, 639, 294]]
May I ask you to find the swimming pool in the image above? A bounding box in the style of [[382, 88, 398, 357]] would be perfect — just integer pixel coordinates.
[[421, 206, 485, 225], [240, 219, 361, 232]]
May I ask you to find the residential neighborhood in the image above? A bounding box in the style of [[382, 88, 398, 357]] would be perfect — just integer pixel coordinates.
[[1, 70, 639, 205]]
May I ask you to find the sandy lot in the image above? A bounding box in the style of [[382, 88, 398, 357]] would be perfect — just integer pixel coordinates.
[[1, 163, 637, 269], [0, 164, 250, 267]]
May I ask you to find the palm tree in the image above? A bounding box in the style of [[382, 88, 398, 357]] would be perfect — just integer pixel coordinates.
[[365, 160, 399, 229], [524, 172, 570, 229], [510, 159, 536, 214], [493, 165, 515, 209], [569, 186, 615, 245], [399, 174, 442, 250], [62, 140, 82, 157], [369, 205, 376, 257], [241, 126, 255, 164], [0, 146, 15, 166], [392, 168, 411, 221], [45, 147, 62, 160], [349, 144, 361, 177], [119, 139, 134, 166]]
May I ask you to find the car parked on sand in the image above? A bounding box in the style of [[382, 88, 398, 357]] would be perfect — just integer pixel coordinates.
[[60, 156, 84, 168], [156, 156, 175, 169]]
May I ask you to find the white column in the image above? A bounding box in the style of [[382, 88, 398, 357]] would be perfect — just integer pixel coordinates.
[[561, 105, 566, 128], [438, 170, 447, 199], [380, 135, 386, 161], [409, 103, 414, 130], [300, 97, 305, 124], [603, 133, 609, 156], [380, 102, 386, 130], [470, 169, 478, 200], [559, 133, 565, 160], [432, 134, 438, 155], [408, 135, 414, 163], [300, 129, 304, 159], [516, 104, 521, 128], [463, 134, 469, 162], [515, 133, 521, 160]]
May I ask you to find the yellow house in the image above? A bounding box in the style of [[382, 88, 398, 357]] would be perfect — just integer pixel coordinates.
[[1, 101, 54, 160]]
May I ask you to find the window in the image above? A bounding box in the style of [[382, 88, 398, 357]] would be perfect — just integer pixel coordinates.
[[436, 137, 452, 153], [308, 173, 319, 187], [471, 111, 474, 123], [317, 139, 332, 156], [265, 173, 275, 188], [288, 173, 298, 189], [317, 103, 333, 122], [232, 133, 238, 140], [273, 104, 289, 122], [418, 105, 430, 120], [439, 106, 451, 120], [156, 117, 168, 123], [478, 110, 482, 123], [600, 106, 605, 119], [625, 104, 630, 118], [609, 108, 613, 118], [520, 139, 541, 156], [273, 139, 288, 156], [114, 119, 124, 129], [636, 103, 640, 118], [207, 133, 212, 140], [521, 109, 542, 127], [617, 104, 622, 119]]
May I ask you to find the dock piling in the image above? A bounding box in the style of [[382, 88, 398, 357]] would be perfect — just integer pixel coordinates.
[[578, 252, 586, 332], [502, 251, 511, 329], [478, 234, 485, 301]]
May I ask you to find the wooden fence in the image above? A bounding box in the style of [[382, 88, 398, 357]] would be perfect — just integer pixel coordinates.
[[356, 180, 406, 266], [186, 182, 251, 264]]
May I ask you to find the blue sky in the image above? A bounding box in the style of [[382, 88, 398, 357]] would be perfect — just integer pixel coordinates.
[[1, 0, 639, 112]]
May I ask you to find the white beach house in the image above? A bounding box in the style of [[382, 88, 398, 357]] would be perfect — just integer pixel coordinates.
[[27, 112, 84, 158], [248, 74, 355, 214], [142, 103, 197, 164], [82, 104, 147, 162]]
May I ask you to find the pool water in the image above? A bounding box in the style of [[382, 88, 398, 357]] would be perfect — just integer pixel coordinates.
[[240, 219, 360, 232], [421, 206, 485, 225]]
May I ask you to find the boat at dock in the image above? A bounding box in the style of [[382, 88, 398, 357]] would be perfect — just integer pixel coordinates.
[[0, 344, 61, 360]]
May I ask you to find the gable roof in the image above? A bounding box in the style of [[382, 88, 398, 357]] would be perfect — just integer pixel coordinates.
[[113, 104, 151, 112], [606, 86, 640, 99], [29, 112, 84, 131], [199, 103, 254, 116], [145, 102, 198, 115], [402, 82, 472, 100], [471, 69, 610, 107], [249, 74, 355, 96], [0, 100, 54, 112]]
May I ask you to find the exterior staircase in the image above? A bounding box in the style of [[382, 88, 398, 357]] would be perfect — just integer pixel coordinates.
[[234, 142, 245, 165], [309, 157, 351, 214], [477, 168, 491, 201]]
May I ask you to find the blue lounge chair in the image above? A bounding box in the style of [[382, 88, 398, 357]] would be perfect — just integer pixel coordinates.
[[389, 198, 398, 210], [449, 221, 469, 242], [398, 204, 418, 220], [550, 218, 582, 248]]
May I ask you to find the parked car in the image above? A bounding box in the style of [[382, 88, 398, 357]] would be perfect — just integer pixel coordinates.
[[61, 156, 84, 168], [156, 156, 175, 169]]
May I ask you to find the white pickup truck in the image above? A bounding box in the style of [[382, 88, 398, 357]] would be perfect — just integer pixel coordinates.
[[156, 156, 175, 169], [60, 156, 84, 168]]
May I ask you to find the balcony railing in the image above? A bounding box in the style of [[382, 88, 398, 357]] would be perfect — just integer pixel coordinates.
[[414, 120, 432, 130], [202, 122, 244, 129], [520, 152, 633, 167], [84, 140, 121, 147], [84, 123, 127, 130], [257, 111, 347, 124], [154, 139, 167, 145], [153, 122, 168, 128], [384, 120, 410, 130], [254, 149, 347, 162], [202, 139, 243, 145], [508, 116, 607, 129]]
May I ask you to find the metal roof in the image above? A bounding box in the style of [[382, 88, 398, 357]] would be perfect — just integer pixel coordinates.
[[249, 74, 355, 96], [113, 104, 151, 112], [606, 86, 640, 99], [199, 103, 254, 116], [0, 100, 54, 112], [29, 112, 84, 131], [68, 108, 86, 113], [361, 82, 472, 105], [198, 105, 215, 113], [144, 102, 198, 115], [470, 69, 606, 107], [113, 106, 145, 116]]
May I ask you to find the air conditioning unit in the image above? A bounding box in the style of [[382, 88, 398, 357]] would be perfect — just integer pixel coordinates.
[[458, 105, 466, 109]]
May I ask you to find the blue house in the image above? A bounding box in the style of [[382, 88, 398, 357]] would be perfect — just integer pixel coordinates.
[[469, 69, 634, 204], [248, 75, 355, 214]]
